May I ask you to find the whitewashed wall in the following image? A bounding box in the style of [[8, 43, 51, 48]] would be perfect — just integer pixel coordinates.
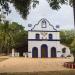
[[28, 19, 70, 58], [28, 41, 70, 58], [31, 18, 60, 31], [28, 31, 60, 40]]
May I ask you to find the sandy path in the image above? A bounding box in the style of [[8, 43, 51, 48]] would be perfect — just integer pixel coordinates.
[[0, 57, 74, 73]]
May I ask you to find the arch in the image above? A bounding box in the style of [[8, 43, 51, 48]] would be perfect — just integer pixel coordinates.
[[32, 47, 38, 58], [41, 44, 48, 58], [51, 47, 56, 58]]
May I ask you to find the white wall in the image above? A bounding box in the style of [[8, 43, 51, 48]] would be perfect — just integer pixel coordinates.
[[28, 31, 60, 40], [28, 41, 62, 57], [28, 19, 70, 58], [31, 18, 60, 31]]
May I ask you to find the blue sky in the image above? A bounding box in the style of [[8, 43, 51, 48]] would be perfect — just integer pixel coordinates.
[[6, 0, 74, 30]]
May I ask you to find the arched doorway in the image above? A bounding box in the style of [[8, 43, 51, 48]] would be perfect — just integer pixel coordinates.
[[32, 47, 38, 58], [51, 47, 56, 58], [41, 44, 48, 58]]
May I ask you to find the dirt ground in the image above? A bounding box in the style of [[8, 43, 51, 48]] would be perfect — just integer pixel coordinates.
[[0, 57, 74, 73]]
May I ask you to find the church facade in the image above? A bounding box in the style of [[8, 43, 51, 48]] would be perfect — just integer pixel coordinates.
[[28, 18, 70, 58]]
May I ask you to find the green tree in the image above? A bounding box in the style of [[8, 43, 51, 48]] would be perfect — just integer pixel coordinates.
[[10, 22, 28, 50], [0, 0, 74, 22], [0, 0, 11, 22], [60, 30, 75, 62], [0, 21, 11, 54], [12, 0, 31, 19], [60, 30, 75, 46], [47, 0, 75, 27], [0, 22, 28, 55], [11, 0, 75, 28], [70, 39, 75, 62]]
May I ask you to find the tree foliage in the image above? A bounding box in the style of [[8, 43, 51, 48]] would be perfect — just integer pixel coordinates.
[[0, 22, 28, 54], [60, 30, 75, 62], [0, 0, 73, 19], [12, 0, 31, 19], [60, 30, 75, 47]]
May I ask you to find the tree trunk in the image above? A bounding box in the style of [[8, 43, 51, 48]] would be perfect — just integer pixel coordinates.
[[73, 0, 75, 28], [7, 49, 9, 56]]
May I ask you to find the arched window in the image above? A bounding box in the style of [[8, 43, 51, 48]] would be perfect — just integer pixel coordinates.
[[36, 34, 40, 39], [49, 34, 52, 40], [62, 48, 66, 53]]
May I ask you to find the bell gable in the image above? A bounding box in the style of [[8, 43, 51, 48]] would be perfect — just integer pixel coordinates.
[[31, 18, 58, 31]]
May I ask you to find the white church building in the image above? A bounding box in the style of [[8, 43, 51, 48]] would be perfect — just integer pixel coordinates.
[[28, 18, 70, 58]]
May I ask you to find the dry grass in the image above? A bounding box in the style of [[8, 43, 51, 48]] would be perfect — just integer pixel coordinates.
[[0, 58, 8, 62], [0, 58, 73, 73], [0, 70, 75, 75]]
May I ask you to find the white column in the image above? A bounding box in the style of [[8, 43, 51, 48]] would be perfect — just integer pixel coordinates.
[[12, 48, 15, 57], [38, 47, 41, 58], [48, 46, 51, 58]]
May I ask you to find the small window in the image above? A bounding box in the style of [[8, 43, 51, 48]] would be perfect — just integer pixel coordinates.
[[49, 34, 52, 40], [36, 34, 40, 39], [62, 48, 66, 53]]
